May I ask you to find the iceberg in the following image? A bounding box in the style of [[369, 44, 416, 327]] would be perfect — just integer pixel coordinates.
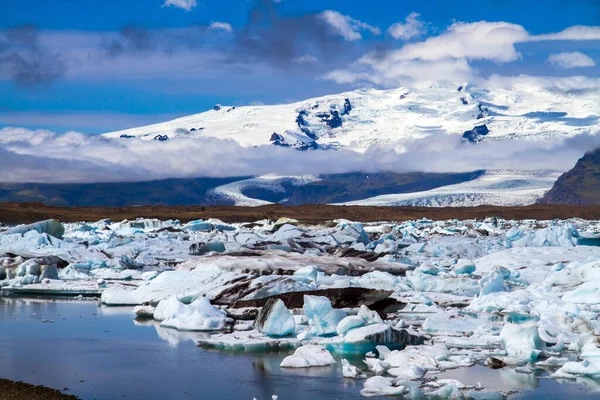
[[0, 219, 65, 239], [341, 359, 363, 378], [280, 345, 336, 368], [553, 343, 600, 378], [254, 298, 296, 337], [453, 259, 476, 275], [336, 305, 383, 335], [500, 322, 545, 362], [360, 376, 407, 397], [155, 296, 230, 331], [303, 295, 346, 336]]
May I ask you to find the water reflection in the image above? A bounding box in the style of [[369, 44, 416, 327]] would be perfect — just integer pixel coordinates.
[[498, 367, 538, 389], [1, 298, 599, 400], [133, 318, 213, 346]]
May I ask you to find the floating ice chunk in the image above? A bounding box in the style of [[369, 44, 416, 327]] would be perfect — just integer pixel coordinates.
[[506, 226, 525, 241], [198, 330, 298, 352], [422, 311, 480, 336], [416, 265, 442, 275], [303, 295, 346, 336], [332, 223, 369, 245], [184, 220, 213, 232], [0, 219, 64, 239], [58, 265, 90, 280], [363, 357, 390, 375], [142, 271, 160, 281], [133, 305, 155, 318], [424, 383, 463, 399], [454, 259, 476, 275], [350, 271, 411, 292], [376, 345, 391, 359], [405, 242, 425, 253], [110, 255, 144, 270], [536, 356, 568, 367], [343, 323, 422, 349], [389, 364, 426, 380], [341, 359, 363, 378], [188, 242, 226, 255], [254, 298, 296, 337], [562, 281, 600, 304], [292, 265, 319, 285], [514, 223, 578, 248], [500, 322, 545, 362], [479, 267, 508, 296], [383, 344, 448, 378], [156, 296, 229, 331], [270, 224, 304, 241], [468, 289, 532, 313], [407, 272, 479, 296], [280, 344, 336, 368], [360, 376, 407, 397], [337, 315, 367, 335], [553, 343, 600, 378]]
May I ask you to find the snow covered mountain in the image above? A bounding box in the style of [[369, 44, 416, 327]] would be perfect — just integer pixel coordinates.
[[104, 83, 600, 150]]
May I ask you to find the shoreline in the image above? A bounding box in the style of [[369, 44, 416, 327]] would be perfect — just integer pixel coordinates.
[[2, 202, 600, 225], [0, 378, 80, 400]]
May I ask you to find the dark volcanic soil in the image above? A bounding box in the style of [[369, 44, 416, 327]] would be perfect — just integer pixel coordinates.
[[0, 379, 79, 400], [3, 202, 600, 225]]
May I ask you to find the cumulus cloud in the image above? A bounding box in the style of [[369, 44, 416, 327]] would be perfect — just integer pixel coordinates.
[[319, 10, 381, 41], [322, 20, 600, 87], [209, 22, 233, 32], [388, 21, 528, 63], [548, 51, 595, 69], [163, 0, 197, 11], [325, 58, 472, 87], [530, 25, 600, 41], [388, 12, 426, 40], [1, 123, 599, 184]]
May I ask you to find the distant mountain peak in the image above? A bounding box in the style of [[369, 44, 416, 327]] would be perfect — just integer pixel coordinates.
[[104, 84, 598, 151]]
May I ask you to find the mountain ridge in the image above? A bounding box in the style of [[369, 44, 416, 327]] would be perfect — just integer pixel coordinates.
[[104, 83, 599, 151]]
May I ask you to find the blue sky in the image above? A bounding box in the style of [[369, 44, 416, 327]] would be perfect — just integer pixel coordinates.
[[1, 0, 599, 133]]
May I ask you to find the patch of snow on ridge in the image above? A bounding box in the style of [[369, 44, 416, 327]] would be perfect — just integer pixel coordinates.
[[338, 170, 561, 207], [103, 83, 600, 152], [209, 175, 321, 206]]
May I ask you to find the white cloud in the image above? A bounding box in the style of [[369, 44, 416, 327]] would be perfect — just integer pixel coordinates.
[[395, 21, 529, 63], [319, 10, 381, 41], [293, 54, 318, 63], [163, 0, 197, 11], [388, 12, 425, 40], [529, 25, 600, 41], [322, 20, 600, 87], [1, 125, 599, 184], [548, 51, 595, 69], [325, 58, 472, 87], [209, 22, 233, 33], [324, 21, 527, 86]]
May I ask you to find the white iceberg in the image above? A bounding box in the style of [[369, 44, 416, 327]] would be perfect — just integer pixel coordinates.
[[280, 344, 336, 368], [303, 295, 346, 336], [254, 298, 296, 337]]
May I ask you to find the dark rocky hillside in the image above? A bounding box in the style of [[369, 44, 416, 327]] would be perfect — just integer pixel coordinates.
[[0, 171, 485, 207], [540, 149, 600, 205]]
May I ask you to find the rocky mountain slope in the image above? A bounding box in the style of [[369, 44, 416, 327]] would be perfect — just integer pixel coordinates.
[[541, 149, 600, 205]]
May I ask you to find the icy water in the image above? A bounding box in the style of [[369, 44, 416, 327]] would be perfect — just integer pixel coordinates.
[[0, 297, 598, 400]]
